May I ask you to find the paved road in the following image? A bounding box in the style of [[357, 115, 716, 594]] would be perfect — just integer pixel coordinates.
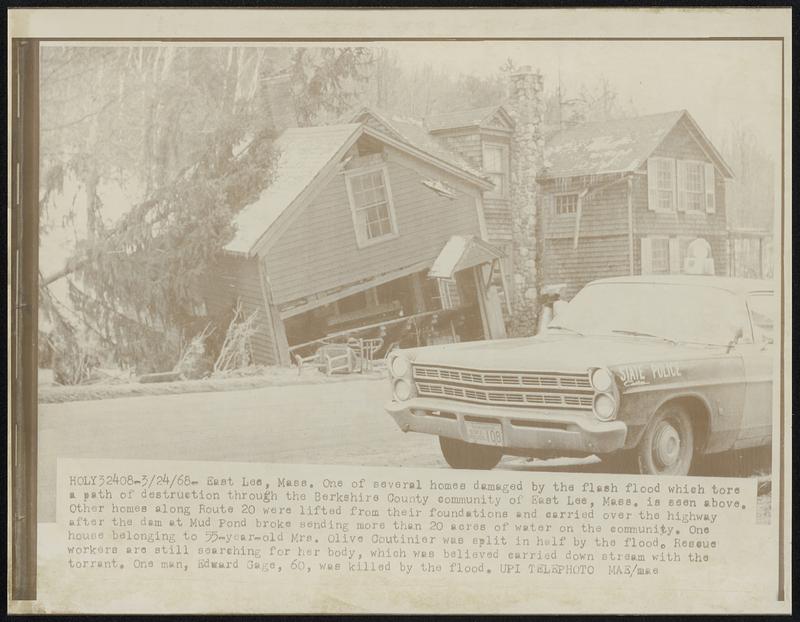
[[38, 377, 770, 522]]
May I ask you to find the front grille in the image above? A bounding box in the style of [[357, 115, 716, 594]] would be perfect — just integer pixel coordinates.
[[413, 365, 591, 390], [413, 364, 593, 410]]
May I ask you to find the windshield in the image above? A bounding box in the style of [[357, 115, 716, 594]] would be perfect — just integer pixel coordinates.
[[548, 282, 747, 346]]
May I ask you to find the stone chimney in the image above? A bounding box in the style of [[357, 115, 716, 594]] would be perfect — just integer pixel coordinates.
[[260, 71, 298, 132], [506, 66, 545, 337]]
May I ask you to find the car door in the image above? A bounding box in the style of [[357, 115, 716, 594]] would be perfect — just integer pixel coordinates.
[[733, 292, 775, 447]]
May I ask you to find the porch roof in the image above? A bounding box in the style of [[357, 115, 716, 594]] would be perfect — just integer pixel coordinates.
[[428, 235, 504, 280]]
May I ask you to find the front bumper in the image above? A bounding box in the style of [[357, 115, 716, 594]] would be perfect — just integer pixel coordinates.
[[385, 397, 627, 455]]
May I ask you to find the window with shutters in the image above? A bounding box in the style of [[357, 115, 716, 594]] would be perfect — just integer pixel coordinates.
[[655, 159, 674, 210], [555, 193, 578, 215], [482, 143, 509, 199], [647, 157, 676, 212], [345, 166, 398, 248], [683, 161, 705, 212]]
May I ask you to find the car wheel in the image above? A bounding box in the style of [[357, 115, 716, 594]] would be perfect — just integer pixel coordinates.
[[439, 436, 503, 470], [636, 403, 695, 476]]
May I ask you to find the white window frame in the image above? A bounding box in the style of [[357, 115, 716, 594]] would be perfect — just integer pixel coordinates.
[[344, 164, 400, 249], [554, 192, 579, 216], [681, 159, 707, 214], [643, 235, 671, 275], [647, 157, 677, 213], [437, 278, 462, 310], [482, 142, 509, 200]]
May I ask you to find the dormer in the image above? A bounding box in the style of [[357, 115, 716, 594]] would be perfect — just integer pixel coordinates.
[[425, 106, 514, 201]]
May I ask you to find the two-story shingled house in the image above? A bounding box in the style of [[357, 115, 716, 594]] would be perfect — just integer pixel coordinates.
[[423, 106, 735, 300], [538, 109, 735, 298]]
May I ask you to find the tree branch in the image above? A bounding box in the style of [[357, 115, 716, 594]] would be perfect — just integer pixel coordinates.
[[41, 97, 118, 133]]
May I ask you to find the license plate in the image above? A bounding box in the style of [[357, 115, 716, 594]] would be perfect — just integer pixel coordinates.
[[464, 421, 504, 447]]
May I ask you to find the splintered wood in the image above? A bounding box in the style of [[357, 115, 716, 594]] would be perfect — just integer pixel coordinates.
[[213, 300, 260, 374]]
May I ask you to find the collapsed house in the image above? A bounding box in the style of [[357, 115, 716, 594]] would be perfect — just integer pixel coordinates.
[[206, 121, 508, 366]]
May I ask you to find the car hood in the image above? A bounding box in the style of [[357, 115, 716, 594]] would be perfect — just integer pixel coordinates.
[[406, 334, 728, 374]]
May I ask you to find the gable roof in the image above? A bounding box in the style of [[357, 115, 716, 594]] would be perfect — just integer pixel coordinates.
[[224, 124, 362, 255], [350, 107, 487, 178], [429, 235, 504, 280], [225, 120, 492, 257], [426, 105, 514, 133], [540, 110, 734, 180]]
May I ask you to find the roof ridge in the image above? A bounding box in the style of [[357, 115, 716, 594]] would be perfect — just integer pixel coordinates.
[[554, 109, 686, 132]]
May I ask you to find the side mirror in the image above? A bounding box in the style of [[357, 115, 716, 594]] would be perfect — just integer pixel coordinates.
[[726, 327, 744, 353]]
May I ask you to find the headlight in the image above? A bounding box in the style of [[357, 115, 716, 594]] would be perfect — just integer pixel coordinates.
[[393, 378, 412, 401], [390, 354, 411, 378], [590, 367, 614, 392], [593, 393, 617, 421]]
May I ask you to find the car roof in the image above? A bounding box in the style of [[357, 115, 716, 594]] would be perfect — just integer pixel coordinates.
[[586, 275, 775, 295]]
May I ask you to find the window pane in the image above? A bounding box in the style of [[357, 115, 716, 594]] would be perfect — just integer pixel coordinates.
[[556, 194, 578, 215], [350, 169, 396, 242], [658, 190, 672, 211], [367, 219, 381, 239], [687, 193, 703, 211], [686, 162, 704, 192], [748, 295, 775, 341], [483, 146, 503, 172], [657, 160, 673, 190]]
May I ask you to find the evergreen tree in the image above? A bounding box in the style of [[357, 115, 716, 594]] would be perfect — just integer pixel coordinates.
[[40, 45, 374, 378]]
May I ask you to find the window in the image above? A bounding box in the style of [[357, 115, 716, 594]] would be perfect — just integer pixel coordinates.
[[346, 167, 397, 247], [555, 193, 578, 215], [642, 236, 713, 275], [655, 159, 675, 210], [437, 279, 462, 310], [683, 161, 705, 212], [747, 294, 775, 343], [650, 237, 670, 274], [482, 143, 508, 199], [647, 157, 676, 212]]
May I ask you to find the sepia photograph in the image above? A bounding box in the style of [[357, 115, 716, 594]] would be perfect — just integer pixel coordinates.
[[37, 40, 777, 505], [9, 7, 790, 615]]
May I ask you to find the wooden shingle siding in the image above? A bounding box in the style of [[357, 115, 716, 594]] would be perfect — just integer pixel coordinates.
[[203, 254, 277, 365], [541, 235, 631, 300], [264, 146, 483, 305], [632, 172, 727, 238], [541, 175, 630, 240], [483, 198, 512, 241], [651, 120, 713, 162]]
